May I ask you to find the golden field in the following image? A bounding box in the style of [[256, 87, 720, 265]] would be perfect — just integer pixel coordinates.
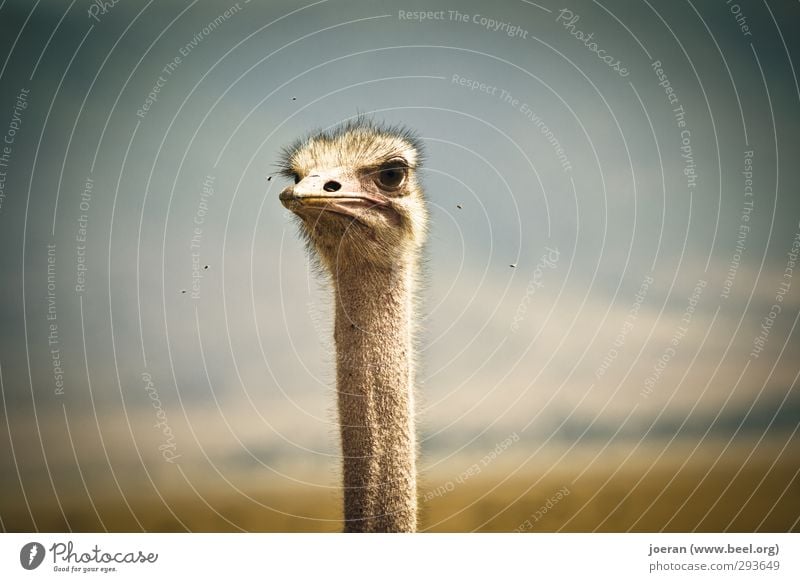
[[3, 438, 798, 533]]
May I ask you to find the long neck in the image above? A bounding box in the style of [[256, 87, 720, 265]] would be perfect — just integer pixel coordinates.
[[333, 258, 417, 532]]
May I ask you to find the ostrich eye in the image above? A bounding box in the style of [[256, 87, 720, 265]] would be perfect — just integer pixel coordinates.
[[292, 173, 301, 184], [375, 164, 407, 191]]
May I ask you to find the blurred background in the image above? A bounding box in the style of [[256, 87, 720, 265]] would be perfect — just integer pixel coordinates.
[[0, 0, 798, 532]]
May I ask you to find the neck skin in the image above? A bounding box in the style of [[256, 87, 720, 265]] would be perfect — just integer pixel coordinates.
[[332, 257, 417, 532]]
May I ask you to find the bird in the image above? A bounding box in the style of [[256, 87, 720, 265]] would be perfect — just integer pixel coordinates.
[[279, 118, 427, 532]]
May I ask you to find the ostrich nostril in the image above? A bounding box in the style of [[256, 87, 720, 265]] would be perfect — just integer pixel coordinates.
[[323, 180, 342, 192]]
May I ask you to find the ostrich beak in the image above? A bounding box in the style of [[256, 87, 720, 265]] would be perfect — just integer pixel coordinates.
[[280, 174, 390, 220]]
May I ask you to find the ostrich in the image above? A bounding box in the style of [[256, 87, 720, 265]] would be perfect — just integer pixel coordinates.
[[279, 119, 427, 532]]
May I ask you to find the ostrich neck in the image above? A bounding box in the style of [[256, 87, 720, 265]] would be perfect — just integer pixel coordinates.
[[333, 258, 417, 532]]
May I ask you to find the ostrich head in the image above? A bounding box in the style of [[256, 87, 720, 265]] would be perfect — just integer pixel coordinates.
[[279, 119, 427, 271]]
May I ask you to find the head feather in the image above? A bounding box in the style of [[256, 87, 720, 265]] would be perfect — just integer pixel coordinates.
[[279, 117, 424, 179]]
